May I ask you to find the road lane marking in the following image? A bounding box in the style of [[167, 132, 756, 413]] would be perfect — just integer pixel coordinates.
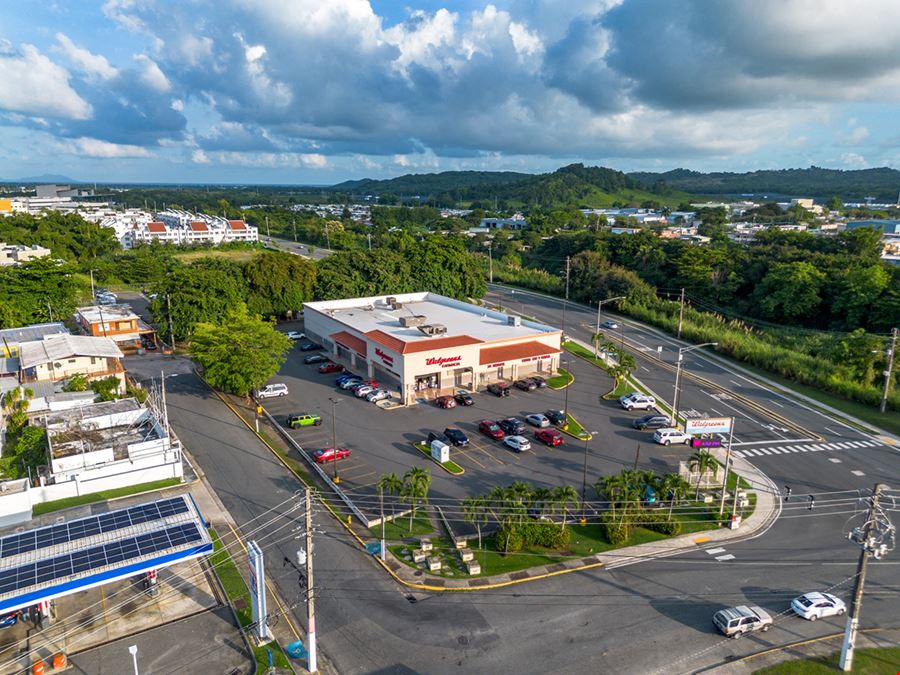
[[851, 470, 866, 476], [716, 554, 736, 561], [706, 547, 726, 555], [769, 400, 784, 408], [758, 448, 773, 455], [829, 458, 843, 463], [824, 426, 838, 435], [835, 442, 853, 449], [710, 407, 722, 415], [729, 380, 741, 387], [768, 447, 784, 454]]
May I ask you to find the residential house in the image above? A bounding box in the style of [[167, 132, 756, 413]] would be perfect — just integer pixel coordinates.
[[0, 242, 51, 266], [0, 323, 69, 358], [479, 214, 527, 230], [17, 334, 125, 393], [75, 304, 156, 352]]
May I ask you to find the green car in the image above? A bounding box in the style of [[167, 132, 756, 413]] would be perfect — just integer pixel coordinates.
[[286, 413, 322, 428]]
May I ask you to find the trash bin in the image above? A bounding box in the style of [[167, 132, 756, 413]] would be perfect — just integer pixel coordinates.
[[729, 515, 742, 530]]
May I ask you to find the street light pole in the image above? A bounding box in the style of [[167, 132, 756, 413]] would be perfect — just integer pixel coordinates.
[[580, 432, 598, 523], [128, 645, 139, 675], [562, 359, 570, 422], [594, 296, 625, 358], [329, 397, 341, 484], [672, 342, 718, 429]]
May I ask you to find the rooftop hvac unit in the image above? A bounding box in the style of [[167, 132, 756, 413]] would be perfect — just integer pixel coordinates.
[[508, 315, 521, 327], [386, 296, 397, 305], [392, 302, 403, 310], [400, 315, 427, 327], [417, 323, 447, 337]]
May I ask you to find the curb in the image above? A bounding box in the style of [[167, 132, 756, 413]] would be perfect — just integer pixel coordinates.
[[412, 443, 465, 475], [547, 369, 574, 390]]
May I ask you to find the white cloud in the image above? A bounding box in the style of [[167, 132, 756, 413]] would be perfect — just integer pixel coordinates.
[[54, 33, 119, 80], [840, 152, 868, 168], [0, 44, 92, 120], [192, 148, 211, 163], [171, 99, 184, 111], [393, 154, 410, 166], [134, 54, 171, 92], [64, 136, 154, 157], [300, 153, 327, 168]]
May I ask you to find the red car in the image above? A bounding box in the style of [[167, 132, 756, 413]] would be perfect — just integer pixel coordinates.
[[435, 396, 457, 409], [318, 362, 344, 374], [313, 447, 351, 463], [478, 419, 505, 440], [535, 428, 565, 447]]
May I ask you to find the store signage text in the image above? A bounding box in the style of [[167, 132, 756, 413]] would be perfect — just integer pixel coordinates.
[[374, 348, 394, 366], [425, 355, 462, 368], [690, 438, 722, 448]]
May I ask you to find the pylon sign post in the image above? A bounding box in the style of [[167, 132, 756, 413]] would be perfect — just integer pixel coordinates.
[[248, 540, 269, 641]]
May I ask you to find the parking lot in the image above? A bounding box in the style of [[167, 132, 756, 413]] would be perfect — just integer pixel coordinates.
[[262, 332, 702, 519]]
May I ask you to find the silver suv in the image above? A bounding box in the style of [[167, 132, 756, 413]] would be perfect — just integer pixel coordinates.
[[712, 606, 773, 638]]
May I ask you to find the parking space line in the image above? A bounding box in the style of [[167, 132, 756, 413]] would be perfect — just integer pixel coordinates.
[[706, 547, 726, 555], [455, 446, 488, 469], [851, 470, 866, 476], [716, 554, 736, 561], [829, 458, 842, 463]]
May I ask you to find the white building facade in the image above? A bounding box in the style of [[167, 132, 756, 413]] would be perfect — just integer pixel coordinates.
[[303, 292, 561, 405]]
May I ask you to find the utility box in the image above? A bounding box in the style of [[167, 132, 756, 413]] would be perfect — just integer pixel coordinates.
[[430, 440, 450, 463]]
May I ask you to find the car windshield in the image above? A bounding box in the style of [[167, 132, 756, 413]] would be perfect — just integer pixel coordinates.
[[489, 424, 500, 431], [797, 596, 813, 607]]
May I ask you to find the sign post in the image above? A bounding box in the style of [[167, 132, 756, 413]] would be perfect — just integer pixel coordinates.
[[248, 540, 269, 641]]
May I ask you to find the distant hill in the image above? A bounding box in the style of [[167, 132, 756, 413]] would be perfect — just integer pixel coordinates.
[[0, 174, 77, 184], [330, 164, 691, 208], [628, 166, 900, 202]]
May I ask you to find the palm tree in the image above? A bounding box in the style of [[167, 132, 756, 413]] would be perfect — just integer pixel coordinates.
[[462, 496, 488, 549], [553, 485, 580, 534], [488, 485, 511, 527], [689, 450, 717, 500], [1, 386, 34, 435], [532, 487, 553, 520], [402, 467, 432, 532], [659, 473, 691, 518], [509, 481, 533, 524], [377, 472, 403, 537], [597, 474, 625, 517]]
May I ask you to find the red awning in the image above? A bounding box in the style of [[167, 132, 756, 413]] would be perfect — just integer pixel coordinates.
[[479, 340, 559, 366], [331, 331, 367, 357]]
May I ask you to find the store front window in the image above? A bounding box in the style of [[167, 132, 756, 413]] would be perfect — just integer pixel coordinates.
[[415, 373, 439, 391]]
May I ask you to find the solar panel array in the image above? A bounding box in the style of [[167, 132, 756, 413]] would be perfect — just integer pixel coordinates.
[[0, 522, 203, 595], [0, 497, 189, 560]]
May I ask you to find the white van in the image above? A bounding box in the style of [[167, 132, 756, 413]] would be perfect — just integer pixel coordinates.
[[255, 383, 289, 399], [653, 428, 691, 446]]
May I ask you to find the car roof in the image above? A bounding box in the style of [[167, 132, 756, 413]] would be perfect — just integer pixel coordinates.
[[717, 606, 757, 622], [798, 592, 832, 603]]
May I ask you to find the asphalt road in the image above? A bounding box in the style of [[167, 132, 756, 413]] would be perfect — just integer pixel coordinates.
[[125, 347, 899, 675], [264, 236, 333, 260]]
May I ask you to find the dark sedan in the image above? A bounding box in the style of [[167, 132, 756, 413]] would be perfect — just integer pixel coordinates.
[[633, 414, 672, 430], [304, 354, 328, 364], [300, 342, 324, 351], [529, 376, 547, 388], [545, 409, 566, 425], [514, 379, 537, 391], [443, 428, 469, 447], [498, 417, 526, 435], [454, 391, 475, 406], [486, 382, 511, 397]]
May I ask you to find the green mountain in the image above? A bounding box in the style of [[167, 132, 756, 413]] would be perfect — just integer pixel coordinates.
[[628, 166, 900, 201], [330, 164, 689, 208]]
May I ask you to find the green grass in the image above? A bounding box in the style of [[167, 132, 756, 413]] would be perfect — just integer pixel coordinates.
[[174, 248, 260, 263], [31, 478, 182, 516], [669, 501, 727, 534], [413, 442, 465, 475], [603, 378, 635, 400], [208, 528, 291, 670], [753, 646, 900, 674], [561, 413, 592, 440], [368, 513, 434, 539], [563, 341, 610, 369], [546, 368, 573, 389]]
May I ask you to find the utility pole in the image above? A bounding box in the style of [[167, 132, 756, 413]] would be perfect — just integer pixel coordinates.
[[292, 218, 297, 242], [89, 269, 96, 301], [265, 215, 271, 239], [329, 397, 341, 484], [305, 488, 318, 674], [561, 256, 570, 338], [718, 418, 736, 518], [47, 302, 53, 323], [367, 233, 372, 251], [840, 483, 889, 671], [880, 328, 897, 414], [487, 242, 493, 283], [677, 288, 685, 339], [166, 294, 175, 349]]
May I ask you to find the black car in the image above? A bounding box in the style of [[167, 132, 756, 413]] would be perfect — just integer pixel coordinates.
[[300, 342, 323, 352], [304, 354, 328, 364], [443, 428, 469, 447], [529, 376, 547, 388], [545, 409, 566, 425], [633, 414, 671, 430], [487, 382, 511, 397], [427, 431, 451, 446], [454, 391, 474, 406], [498, 417, 526, 435], [514, 379, 537, 391]]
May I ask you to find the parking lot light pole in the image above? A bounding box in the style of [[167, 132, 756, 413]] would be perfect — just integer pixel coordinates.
[[594, 296, 625, 358], [561, 359, 570, 423], [580, 432, 599, 523], [329, 397, 341, 484], [128, 645, 139, 675], [672, 343, 718, 430]]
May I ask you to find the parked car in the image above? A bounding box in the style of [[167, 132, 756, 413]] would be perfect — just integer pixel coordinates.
[[286, 331, 306, 341], [255, 383, 288, 399], [514, 378, 537, 391], [712, 606, 773, 638], [304, 354, 328, 364], [366, 389, 391, 402], [299, 342, 323, 352], [318, 362, 344, 374], [632, 414, 672, 430], [353, 385, 376, 398], [791, 593, 846, 621], [435, 395, 457, 409], [529, 376, 547, 388], [0, 612, 17, 628], [335, 373, 359, 385], [427, 431, 451, 446], [653, 428, 692, 446], [601, 320, 619, 330], [313, 447, 351, 463], [443, 428, 469, 447], [339, 378, 364, 390], [535, 428, 565, 446], [545, 409, 566, 425], [454, 391, 474, 406], [286, 413, 322, 428], [504, 435, 532, 452], [620, 393, 657, 411], [526, 413, 550, 428], [498, 417, 526, 435], [486, 382, 511, 397], [478, 420, 505, 440]]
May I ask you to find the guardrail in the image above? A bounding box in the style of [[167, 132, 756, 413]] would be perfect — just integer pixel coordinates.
[[259, 406, 373, 528]]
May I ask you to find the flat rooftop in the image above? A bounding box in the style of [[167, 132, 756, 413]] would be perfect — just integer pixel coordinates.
[[305, 292, 559, 346]]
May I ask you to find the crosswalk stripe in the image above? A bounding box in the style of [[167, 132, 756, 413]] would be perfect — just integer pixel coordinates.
[[768, 447, 783, 454], [734, 451, 745, 458], [716, 554, 736, 561], [835, 442, 853, 449], [824, 442, 841, 450], [706, 547, 726, 555], [798, 445, 810, 452], [858, 440, 874, 447], [785, 446, 801, 452], [758, 448, 773, 455]]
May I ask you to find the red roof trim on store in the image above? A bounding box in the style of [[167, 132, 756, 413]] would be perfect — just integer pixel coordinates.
[[365, 330, 481, 355], [479, 340, 560, 366], [331, 330, 367, 357]]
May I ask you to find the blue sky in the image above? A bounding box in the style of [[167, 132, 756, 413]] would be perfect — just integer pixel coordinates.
[[1, 0, 899, 184]]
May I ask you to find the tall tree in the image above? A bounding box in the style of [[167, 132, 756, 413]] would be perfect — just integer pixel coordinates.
[[754, 262, 826, 320], [190, 303, 292, 396], [244, 251, 317, 318], [402, 467, 432, 532]]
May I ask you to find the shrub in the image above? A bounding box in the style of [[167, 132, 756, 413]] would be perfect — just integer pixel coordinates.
[[495, 524, 525, 553], [598, 513, 629, 545]]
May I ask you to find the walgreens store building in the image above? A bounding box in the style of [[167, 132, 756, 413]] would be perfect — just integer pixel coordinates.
[[303, 292, 561, 405]]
